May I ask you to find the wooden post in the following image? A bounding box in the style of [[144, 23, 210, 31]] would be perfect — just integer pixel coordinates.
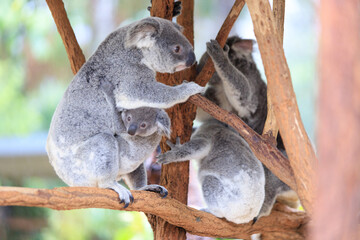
[[312, 0, 360, 239]]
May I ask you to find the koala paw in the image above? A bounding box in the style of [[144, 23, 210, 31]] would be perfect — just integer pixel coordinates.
[[181, 81, 205, 95], [140, 184, 168, 198], [173, 1, 182, 17], [206, 39, 228, 63], [106, 183, 134, 208], [156, 137, 183, 164]]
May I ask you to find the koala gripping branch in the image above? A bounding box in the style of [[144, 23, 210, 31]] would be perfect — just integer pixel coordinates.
[[0, 187, 309, 240]]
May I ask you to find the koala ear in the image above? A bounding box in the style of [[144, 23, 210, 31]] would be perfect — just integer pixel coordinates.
[[156, 109, 171, 138], [232, 39, 254, 52], [125, 18, 161, 49]]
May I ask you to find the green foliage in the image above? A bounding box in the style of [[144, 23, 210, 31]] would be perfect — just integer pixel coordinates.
[[41, 210, 153, 240]]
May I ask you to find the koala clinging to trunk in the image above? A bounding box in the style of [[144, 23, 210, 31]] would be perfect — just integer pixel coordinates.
[[158, 37, 298, 224], [157, 120, 266, 224], [47, 17, 203, 206], [200, 38, 299, 219]]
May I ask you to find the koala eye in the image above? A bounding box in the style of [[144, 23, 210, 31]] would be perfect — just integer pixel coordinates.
[[127, 116, 131, 122], [140, 122, 147, 129], [173, 45, 181, 54]]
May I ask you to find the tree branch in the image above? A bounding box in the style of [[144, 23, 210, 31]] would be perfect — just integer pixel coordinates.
[[195, 0, 245, 87], [188, 94, 296, 191], [262, 0, 286, 138], [0, 187, 308, 240], [45, 0, 86, 74], [245, 0, 316, 213]]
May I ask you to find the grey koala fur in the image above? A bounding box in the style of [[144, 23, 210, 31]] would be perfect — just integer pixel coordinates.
[[48, 106, 171, 208], [157, 119, 265, 224], [47, 17, 204, 206], [158, 37, 298, 224], [200, 38, 299, 219]]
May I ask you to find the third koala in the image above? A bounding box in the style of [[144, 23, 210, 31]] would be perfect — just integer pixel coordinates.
[[158, 37, 298, 224], [47, 17, 203, 206]]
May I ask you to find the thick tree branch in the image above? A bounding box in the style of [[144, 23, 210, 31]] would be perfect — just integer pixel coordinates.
[[245, 0, 316, 213], [262, 0, 285, 137], [195, 0, 245, 87], [188, 94, 296, 191], [46, 0, 85, 74], [0, 187, 308, 240]]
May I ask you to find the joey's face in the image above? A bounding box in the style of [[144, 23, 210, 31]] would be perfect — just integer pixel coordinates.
[[141, 23, 195, 73], [121, 108, 158, 137]]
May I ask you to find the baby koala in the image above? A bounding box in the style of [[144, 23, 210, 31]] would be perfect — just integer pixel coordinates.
[[47, 107, 170, 208], [157, 119, 265, 224]]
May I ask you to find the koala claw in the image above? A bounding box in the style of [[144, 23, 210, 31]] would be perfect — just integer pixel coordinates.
[[105, 183, 133, 208], [140, 184, 168, 198], [206, 39, 227, 61]]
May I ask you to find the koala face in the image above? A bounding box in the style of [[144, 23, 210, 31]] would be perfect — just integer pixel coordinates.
[[125, 17, 195, 73], [121, 107, 171, 138]]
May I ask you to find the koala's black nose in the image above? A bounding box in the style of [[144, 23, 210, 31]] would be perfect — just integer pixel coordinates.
[[127, 124, 137, 136], [186, 51, 196, 67]]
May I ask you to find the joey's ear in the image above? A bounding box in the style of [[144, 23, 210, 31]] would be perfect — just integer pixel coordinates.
[[232, 39, 255, 52], [125, 18, 161, 49], [172, 22, 184, 33], [156, 109, 171, 138]]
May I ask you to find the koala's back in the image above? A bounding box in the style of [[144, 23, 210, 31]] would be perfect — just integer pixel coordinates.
[[197, 120, 265, 223]]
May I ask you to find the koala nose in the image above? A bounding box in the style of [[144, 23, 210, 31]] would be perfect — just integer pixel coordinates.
[[127, 124, 137, 136], [185, 51, 196, 67]]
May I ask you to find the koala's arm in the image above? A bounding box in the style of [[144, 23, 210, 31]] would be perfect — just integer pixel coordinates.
[[206, 40, 256, 112], [157, 136, 212, 164], [115, 80, 203, 109], [124, 163, 168, 198]]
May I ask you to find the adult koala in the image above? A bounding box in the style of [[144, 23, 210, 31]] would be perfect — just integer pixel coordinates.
[[47, 17, 203, 206]]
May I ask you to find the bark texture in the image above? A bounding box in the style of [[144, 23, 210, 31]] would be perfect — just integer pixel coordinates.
[[45, 0, 85, 74], [245, 0, 316, 213], [148, 1, 194, 239], [312, 0, 360, 239], [0, 187, 309, 240], [262, 0, 285, 137]]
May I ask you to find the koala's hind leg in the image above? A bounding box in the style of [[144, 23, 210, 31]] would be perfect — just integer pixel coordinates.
[[74, 133, 134, 207], [124, 163, 168, 198]]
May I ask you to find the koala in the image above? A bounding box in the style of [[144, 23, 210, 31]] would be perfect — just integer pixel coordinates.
[[196, 37, 267, 134], [204, 38, 299, 220], [47, 17, 204, 205], [47, 106, 171, 207], [157, 119, 266, 224]]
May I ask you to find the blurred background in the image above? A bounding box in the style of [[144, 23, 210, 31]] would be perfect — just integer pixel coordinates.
[[0, 0, 317, 239]]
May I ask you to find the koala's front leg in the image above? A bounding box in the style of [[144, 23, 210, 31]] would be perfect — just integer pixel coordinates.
[[124, 163, 168, 198], [115, 81, 204, 110], [206, 40, 253, 108], [156, 136, 212, 164]]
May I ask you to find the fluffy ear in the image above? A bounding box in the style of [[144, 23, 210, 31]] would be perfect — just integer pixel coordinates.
[[156, 109, 171, 138], [124, 18, 161, 49], [232, 39, 255, 52]]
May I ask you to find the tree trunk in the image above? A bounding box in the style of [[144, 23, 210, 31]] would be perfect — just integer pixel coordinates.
[[311, 0, 360, 239], [148, 1, 196, 239], [245, 0, 316, 214]]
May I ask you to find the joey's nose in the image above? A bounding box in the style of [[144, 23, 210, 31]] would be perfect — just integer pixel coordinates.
[[186, 51, 196, 67], [127, 124, 137, 136]]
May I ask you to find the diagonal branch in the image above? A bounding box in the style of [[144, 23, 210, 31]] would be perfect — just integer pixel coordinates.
[[195, 0, 245, 87], [46, 0, 85, 74], [0, 187, 308, 240], [245, 0, 316, 213], [188, 94, 296, 191]]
